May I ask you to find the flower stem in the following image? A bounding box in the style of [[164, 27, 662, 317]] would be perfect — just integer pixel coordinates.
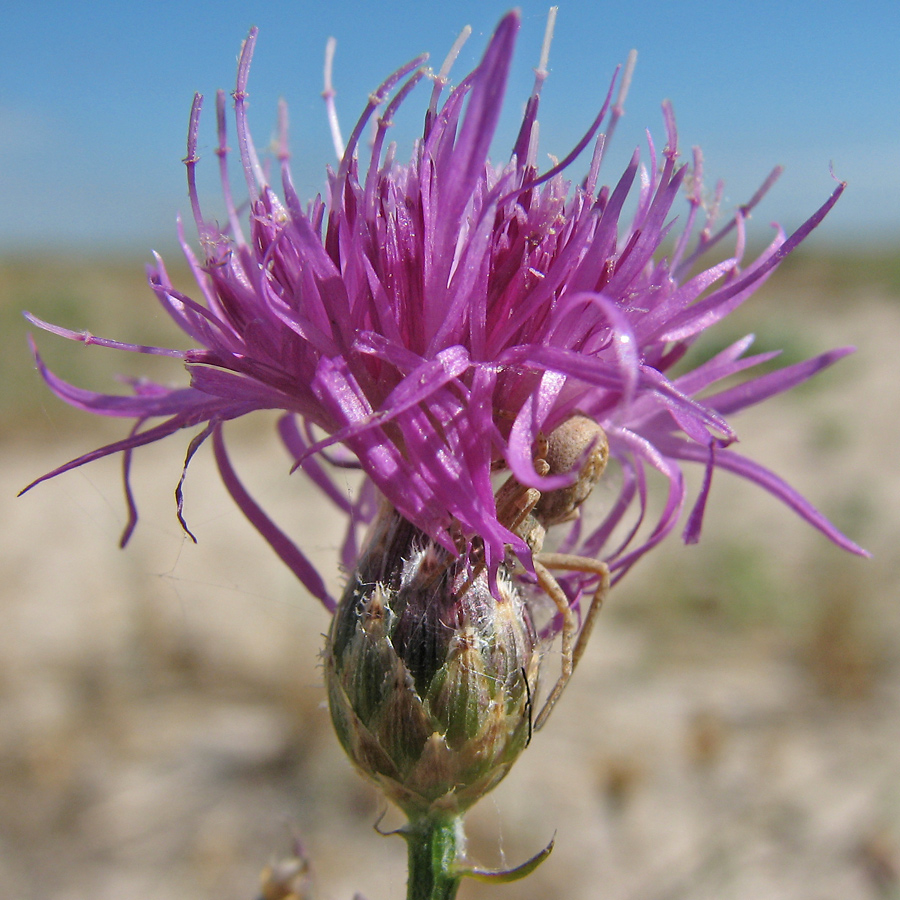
[[403, 813, 463, 900]]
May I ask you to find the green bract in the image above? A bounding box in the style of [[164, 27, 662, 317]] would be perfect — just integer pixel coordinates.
[[325, 504, 539, 818]]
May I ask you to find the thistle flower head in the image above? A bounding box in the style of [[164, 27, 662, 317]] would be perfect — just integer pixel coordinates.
[[23, 11, 866, 621]]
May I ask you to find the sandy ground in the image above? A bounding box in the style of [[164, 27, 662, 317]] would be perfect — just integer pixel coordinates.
[[1, 272, 898, 900]]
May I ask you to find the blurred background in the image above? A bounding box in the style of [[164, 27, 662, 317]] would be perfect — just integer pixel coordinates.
[[1, 1, 898, 898]]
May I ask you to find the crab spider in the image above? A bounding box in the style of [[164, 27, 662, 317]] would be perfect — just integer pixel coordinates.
[[495, 414, 610, 730]]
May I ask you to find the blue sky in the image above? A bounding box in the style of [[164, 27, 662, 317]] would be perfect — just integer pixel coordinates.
[[3, 0, 897, 253]]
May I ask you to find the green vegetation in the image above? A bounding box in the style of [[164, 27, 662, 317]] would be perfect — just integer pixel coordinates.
[[0, 254, 193, 436]]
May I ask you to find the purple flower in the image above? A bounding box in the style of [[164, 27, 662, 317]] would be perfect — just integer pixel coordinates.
[[23, 12, 866, 613]]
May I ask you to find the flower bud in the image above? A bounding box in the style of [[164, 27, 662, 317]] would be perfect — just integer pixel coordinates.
[[325, 505, 538, 818]]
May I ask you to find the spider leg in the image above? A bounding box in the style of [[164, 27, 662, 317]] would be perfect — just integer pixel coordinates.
[[539, 553, 610, 671], [531, 558, 574, 731], [532, 552, 609, 730]]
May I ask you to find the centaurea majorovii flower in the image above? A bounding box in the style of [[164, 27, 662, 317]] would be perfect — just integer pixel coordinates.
[[23, 10, 867, 894], [23, 13, 864, 588]]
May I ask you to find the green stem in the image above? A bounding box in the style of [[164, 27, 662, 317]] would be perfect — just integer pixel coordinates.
[[403, 813, 463, 900]]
